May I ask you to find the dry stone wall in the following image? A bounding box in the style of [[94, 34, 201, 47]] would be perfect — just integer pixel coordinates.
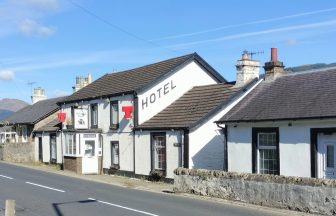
[[0, 143, 35, 163], [174, 168, 336, 215]]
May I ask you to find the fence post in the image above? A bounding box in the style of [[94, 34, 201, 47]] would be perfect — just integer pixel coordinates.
[[5, 199, 15, 216]]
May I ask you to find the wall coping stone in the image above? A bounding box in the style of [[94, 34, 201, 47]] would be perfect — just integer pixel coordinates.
[[174, 167, 336, 187]]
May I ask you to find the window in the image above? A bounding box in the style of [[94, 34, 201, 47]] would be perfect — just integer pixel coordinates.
[[91, 104, 98, 128], [327, 145, 335, 168], [110, 101, 119, 129], [65, 134, 76, 156], [22, 126, 27, 143], [151, 133, 166, 172], [252, 128, 279, 175], [85, 140, 95, 157], [111, 141, 119, 167]]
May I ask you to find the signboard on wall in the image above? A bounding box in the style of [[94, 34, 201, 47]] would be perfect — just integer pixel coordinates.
[[74, 108, 88, 129]]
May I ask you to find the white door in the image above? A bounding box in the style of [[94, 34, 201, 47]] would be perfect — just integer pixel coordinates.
[[317, 133, 336, 179], [322, 143, 336, 179], [82, 140, 98, 174]]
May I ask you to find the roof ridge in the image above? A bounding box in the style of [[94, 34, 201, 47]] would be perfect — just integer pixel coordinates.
[[106, 53, 195, 76]]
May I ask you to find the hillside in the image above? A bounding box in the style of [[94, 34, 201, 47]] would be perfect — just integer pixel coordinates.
[[0, 98, 29, 121], [285, 63, 336, 72], [0, 109, 14, 121], [0, 98, 29, 112]]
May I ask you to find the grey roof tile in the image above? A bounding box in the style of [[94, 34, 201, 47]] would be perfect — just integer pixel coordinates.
[[219, 69, 336, 123], [59, 53, 225, 103], [2, 97, 64, 125]]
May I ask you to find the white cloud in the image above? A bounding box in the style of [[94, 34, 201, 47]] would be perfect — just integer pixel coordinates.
[[0, 0, 61, 38], [0, 70, 15, 81], [19, 19, 55, 37]]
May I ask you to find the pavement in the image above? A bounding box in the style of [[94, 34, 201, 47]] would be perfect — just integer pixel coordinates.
[[0, 161, 311, 215], [0, 161, 172, 194]]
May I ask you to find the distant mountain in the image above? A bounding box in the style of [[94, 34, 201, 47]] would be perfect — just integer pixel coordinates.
[[0, 98, 29, 121], [0, 98, 29, 112], [285, 63, 336, 73], [0, 109, 14, 121]]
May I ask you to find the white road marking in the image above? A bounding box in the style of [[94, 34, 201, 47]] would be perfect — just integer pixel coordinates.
[[25, 182, 65, 193], [0, 174, 13, 179], [88, 198, 159, 216]]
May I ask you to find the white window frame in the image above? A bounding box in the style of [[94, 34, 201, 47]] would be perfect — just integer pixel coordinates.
[[257, 132, 278, 175], [64, 133, 77, 156]]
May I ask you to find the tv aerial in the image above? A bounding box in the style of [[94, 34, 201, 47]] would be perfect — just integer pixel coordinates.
[[243, 50, 264, 60]]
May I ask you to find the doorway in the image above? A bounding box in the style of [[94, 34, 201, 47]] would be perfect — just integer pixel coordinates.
[[50, 134, 57, 163], [81, 134, 99, 174], [38, 137, 43, 161], [317, 133, 336, 179]]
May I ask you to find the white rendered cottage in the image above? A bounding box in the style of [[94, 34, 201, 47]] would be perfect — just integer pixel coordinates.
[[217, 48, 336, 179], [133, 51, 262, 178], [0, 94, 64, 164], [57, 53, 226, 175]]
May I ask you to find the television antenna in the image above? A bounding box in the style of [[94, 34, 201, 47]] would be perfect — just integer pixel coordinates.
[[243, 50, 264, 60], [27, 81, 36, 95]]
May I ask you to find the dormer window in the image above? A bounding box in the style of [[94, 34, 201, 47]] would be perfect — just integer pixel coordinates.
[[90, 104, 98, 128], [110, 101, 119, 129]]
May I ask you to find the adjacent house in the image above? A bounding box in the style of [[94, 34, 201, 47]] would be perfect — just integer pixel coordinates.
[[0, 89, 64, 164], [57, 53, 227, 176], [217, 48, 336, 179]]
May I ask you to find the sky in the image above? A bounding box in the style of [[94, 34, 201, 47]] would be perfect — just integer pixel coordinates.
[[0, 0, 336, 103]]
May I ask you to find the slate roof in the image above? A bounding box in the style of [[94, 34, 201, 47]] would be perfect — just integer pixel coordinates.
[[137, 82, 251, 129], [34, 117, 60, 132], [1, 97, 64, 125], [60, 53, 225, 104], [218, 68, 336, 123]]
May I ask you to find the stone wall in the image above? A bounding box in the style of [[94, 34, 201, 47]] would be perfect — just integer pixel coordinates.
[[174, 168, 336, 215], [0, 143, 35, 163]]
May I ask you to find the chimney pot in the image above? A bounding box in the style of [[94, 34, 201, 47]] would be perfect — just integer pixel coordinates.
[[271, 48, 277, 62]]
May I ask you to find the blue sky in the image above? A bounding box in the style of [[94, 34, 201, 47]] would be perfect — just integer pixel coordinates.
[[1, 0, 336, 103]]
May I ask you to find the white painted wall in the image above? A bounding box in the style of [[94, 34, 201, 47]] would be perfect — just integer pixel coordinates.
[[56, 133, 63, 164], [134, 131, 151, 176], [227, 127, 252, 173], [134, 130, 182, 178], [102, 131, 134, 172], [34, 133, 41, 161], [227, 120, 336, 178], [137, 61, 219, 124], [42, 133, 50, 163], [166, 131, 182, 178], [189, 79, 261, 170]]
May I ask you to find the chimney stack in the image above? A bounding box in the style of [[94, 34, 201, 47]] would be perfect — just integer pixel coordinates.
[[235, 51, 260, 87], [31, 87, 47, 104], [264, 48, 284, 81], [72, 73, 93, 92]]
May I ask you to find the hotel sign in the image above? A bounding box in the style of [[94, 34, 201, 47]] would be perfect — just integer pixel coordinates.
[[142, 80, 176, 110]]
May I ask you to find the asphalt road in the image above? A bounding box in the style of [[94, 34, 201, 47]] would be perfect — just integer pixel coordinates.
[[0, 163, 291, 216]]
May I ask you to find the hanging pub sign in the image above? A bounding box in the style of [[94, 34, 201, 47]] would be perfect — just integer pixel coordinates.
[[122, 106, 133, 120], [57, 112, 66, 123], [74, 108, 88, 129]]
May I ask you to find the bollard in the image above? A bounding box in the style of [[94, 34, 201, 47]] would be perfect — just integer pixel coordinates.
[[5, 200, 15, 216]]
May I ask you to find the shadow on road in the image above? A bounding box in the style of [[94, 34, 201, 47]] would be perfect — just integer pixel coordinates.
[[52, 199, 97, 216]]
